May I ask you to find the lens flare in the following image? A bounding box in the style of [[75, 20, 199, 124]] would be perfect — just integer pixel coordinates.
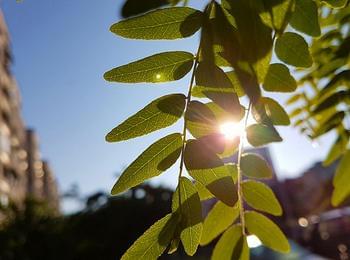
[[219, 121, 246, 140]]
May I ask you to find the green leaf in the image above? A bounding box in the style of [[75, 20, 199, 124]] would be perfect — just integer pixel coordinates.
[[172, 177, 203, 256], [192, 85, 236, 99], [184, 139, 223, 170], [226, 71, 246, 97], [245, 211, 290, 253], [289, 107, 304, 118], [195, 62, 242, 114], [332, 150, 350, 206], [195, 182, 214, 201], [254, 97, 290, 126], [319, 70, 350, 98], [324, 133, 348, 166], [241, 153, 273, 179], [106, 94, 186, 142], [286, 94, 302, 105], [313, 90, 350, 114], [242, 180, 282, 216], [196, 61, 233, 89], [246, 124, 282, 147], [111, 7, 203, 40], [275, 32, 313, 68], [121, 213, 178, 260], [111, 133, 182, 194], [188, 165, 238, 207], [201, 201, 239, 246], [312, 111, 344, 138], [104, 51, 194, 83], [263, 63, 297, 92], [260, 0, 294, 34], [227, 0, 273, 83], [322, 0, 348, 8], [211, 225, 250, 260], [289, 0, 320, 37], [185, 101, 217, 138]]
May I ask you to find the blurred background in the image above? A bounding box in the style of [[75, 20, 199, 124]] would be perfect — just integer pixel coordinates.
[[0, 0, 349, 259]]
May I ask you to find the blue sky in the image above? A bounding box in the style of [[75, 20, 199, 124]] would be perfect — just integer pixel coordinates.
[[2, 0, 333, 210]]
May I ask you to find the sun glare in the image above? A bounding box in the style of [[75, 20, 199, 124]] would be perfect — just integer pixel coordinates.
[[247, 235, 262, 248], [219, 121, 246, 140]]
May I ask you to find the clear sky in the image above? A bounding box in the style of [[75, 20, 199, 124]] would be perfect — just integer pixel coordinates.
[[2, 0, 334, 210]]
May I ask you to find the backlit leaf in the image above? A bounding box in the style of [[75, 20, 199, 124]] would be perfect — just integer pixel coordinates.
[[195, 182, 214, 201], [172, 177, 203, 256], [227, 0, 273, 83], [226, 71, 245, 97], [275, 32, 313, 68], [260, 0, 294, 34], [241, 153, 273, 179], [106, 94, 185, 142], [245, 211, 290, 253], [242, 180, 282, 216], [254, 97, 290, 126], [188, 165, 238, 207], [111, 133, 182, 194], [201, 201, 239, 246], [290, 0, 320, 37], [196, 62, 233, 89], [263, 63, 297, 92], [111, 7, 203, 40], [246, 124, 282, 147], [332, 150, 350, 206], [211, 225, 249, 260], [184, 139, 223, 170], [121, 213, 178, 260], [313, 90, 350, 114], [312, 111, 344, 138], [104, 51, 194, 83], [185, 100, 218, 138], [324, 133, 348, 166]]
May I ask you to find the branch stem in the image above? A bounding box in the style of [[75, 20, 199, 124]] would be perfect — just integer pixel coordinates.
[[177, 45, 201, 208], [237, 101, 252, 235]]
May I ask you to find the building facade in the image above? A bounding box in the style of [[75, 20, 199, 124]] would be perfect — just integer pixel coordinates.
[[0, 11, 59, 212]]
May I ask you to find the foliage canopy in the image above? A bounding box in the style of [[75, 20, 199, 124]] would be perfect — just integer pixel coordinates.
[[104, 0, 350, 258]]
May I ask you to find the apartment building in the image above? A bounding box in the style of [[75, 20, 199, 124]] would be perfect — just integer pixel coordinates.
[[0, 11, 59, 212]]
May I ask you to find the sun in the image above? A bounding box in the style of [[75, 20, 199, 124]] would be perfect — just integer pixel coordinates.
[[219, 121, 246, 140]]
